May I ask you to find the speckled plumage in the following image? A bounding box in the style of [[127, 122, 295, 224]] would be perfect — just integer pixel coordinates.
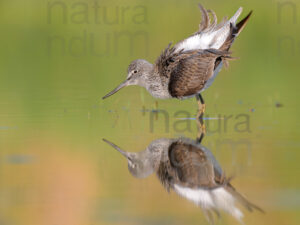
[[103, 137, 263, 223], [157, 139, 225, 191], [155, 47, 231, 98], [102, 4, 252, 102]]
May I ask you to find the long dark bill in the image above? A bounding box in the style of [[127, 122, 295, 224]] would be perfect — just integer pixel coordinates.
[[102, 79, 128, 100], [102, 138, 131, 160]]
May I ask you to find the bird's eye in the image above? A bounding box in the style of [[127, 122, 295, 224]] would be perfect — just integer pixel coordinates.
[[133, 70, 137, 73]]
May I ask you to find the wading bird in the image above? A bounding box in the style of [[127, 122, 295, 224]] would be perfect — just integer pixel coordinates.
[[103, 137, 263, 224], [102, 4, 252, 116]]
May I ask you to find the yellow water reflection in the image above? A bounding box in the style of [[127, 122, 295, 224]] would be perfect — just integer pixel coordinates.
[[0, 141, 99, 225], [0, 0, 299, 225]]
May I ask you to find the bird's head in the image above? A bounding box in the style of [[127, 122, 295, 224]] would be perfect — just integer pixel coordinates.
[[102, 59, 153, 99], [102, 138, 154, 179]]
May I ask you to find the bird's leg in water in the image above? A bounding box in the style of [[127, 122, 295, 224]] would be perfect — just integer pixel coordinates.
[[196, 113, 206, 144], [196, 127, 205, 144], [196, 94, 206, 140], [196, 94, 206, 117]]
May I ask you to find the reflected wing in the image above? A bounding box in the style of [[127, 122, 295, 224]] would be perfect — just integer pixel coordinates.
[[168, 141, 222, 189]]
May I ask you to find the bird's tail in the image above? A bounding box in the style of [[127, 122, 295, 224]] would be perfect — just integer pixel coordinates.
[[219, 10, 253, 51], [225, 184, 265, 214], [208, 187, 245, 224], [204, 185, 264, 224]]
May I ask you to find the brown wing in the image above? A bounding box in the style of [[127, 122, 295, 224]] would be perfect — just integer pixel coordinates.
[[155, 43, 182, 79], [157, 140, 264, 213], [167, 141, 223, 189], [157, 159, 174, 192], [155, 43, 230, 98], [168, 49, 230, 98]]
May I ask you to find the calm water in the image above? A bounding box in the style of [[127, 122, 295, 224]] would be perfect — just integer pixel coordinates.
[[0, 97, 299, 225], [0, 0, 299, 225]]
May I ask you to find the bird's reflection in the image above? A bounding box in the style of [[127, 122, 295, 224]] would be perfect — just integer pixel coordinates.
[[103, 134, 263, 224]]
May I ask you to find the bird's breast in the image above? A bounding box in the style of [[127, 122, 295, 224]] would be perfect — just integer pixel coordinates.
[[146, 76, 172, 99]]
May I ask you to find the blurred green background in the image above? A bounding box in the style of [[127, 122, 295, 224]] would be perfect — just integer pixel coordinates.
[[0, 0, 299, 224]]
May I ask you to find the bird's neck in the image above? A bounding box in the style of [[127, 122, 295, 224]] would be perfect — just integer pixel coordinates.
[[143, 70, 171, 99], [147, 138, 173, 169]]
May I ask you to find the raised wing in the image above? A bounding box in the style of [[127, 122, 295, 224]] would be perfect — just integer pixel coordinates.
[[154, 5, 251, 98], [172, 4, 252, 56], [174, 4, 244, 52]]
